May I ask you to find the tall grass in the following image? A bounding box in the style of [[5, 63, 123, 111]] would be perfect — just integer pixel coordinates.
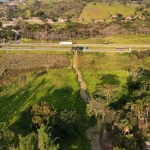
[[78, 52, 148, 96], [0, 66, 91, 149]]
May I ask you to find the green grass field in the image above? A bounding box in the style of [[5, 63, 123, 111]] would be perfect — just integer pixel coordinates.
[[78, 52, 148, 96], [0, 65, 90, 149], [104, 34, 150, 44], [74, 34, 150, 44], [78, 2, 141, 23], [1, 51, 150, 149], [0, 68, 84, 123]]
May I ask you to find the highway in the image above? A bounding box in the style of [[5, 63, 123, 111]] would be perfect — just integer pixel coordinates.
[[0, 47, 132, 52], [1, 43, 150, 47], [0, 43, 150, 52]]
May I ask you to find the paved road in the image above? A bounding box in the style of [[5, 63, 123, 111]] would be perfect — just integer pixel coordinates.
[[1, 43, 150, 47], [0, 43, 149, 52], [0, 47, 133, 52]]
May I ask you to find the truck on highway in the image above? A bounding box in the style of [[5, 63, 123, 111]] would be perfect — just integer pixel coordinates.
[[59, 42, 73, 45]]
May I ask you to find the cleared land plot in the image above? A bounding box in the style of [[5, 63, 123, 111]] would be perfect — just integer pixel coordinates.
[[79, 2, 139, 22]]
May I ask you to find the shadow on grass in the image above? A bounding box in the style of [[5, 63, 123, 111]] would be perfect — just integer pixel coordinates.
[[0, 78, 50, 122], [109, 75, 140, 111], [109, 93, 129, 110], [100, 74, 120, 85], [42, 86, 86, 113], [5, 86, 87, 150], [0, 70, 88, 149], [0, 84, 86, 134]]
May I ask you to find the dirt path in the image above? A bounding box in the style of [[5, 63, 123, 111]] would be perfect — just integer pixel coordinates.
[[72, 51, 102, 150], [100, 129, 112, 150], [86, 125, 102, 150], [72, 51, 89, 102]]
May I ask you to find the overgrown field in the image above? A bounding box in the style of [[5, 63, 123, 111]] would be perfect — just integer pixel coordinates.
[[78, 52, 150, 96], [77, 52, 150, 150], [0, 52, 90, 150]]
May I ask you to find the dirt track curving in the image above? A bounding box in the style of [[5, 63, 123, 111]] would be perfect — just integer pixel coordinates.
[[72, 51, 89, 102]]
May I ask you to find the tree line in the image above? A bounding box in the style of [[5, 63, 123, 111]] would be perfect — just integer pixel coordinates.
[[1, 19, 150, 42], [0, 102, 80, 149]]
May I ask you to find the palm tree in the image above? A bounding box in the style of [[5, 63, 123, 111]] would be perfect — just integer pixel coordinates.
[[118, 118, 133, 135]]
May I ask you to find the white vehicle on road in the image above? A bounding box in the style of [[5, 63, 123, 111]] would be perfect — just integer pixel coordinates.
[[59, 42, 73, 45]]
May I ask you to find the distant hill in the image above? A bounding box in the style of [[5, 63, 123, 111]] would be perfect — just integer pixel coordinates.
[[78, 2, 141, 23]]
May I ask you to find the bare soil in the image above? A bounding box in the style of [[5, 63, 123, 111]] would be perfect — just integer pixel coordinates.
[[72, 51, 89, 102], [86, 125, 102, 150]]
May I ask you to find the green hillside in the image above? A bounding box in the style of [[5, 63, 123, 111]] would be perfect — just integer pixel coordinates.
[[78, 2, 141, 22], [0, 52, 90, 149]]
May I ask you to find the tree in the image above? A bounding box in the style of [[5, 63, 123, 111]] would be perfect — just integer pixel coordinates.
[[118, 118, 133, 135], [112, 133, 140, 150], [132, 100, 143, 118], [86, 98, 109, 123], [123, 134, 140, 150], [50, 110, 78, 138], [10, 125, 59, 150], [10, 133, 37, 150], [37, 124, 59, 150], [129, 68, 144, 82], [30, 102, 52, 127], [35, 10, 47, 21], [94, 84, 119, 104]]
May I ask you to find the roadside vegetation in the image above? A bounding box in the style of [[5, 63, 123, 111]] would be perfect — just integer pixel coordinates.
[[78, 51, 150, 150]]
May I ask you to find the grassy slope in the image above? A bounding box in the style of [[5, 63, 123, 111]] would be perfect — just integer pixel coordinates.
[[78, 2, 140, 23], [0, 64, 90, 149], [0, 68, 82, 121], [78, 52, 148, 96]]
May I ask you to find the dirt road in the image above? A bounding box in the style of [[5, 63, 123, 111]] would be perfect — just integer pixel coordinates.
[[72, 51, 102, 150]]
